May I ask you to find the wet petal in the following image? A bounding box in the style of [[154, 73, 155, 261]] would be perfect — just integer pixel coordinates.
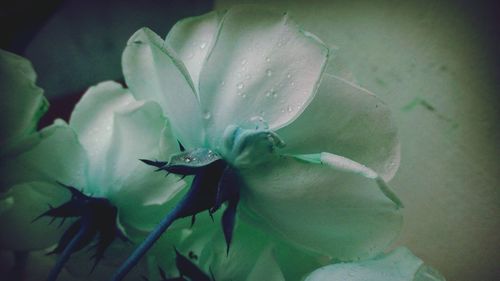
[[0, 181, 71, 251], [69, 81, 134, 186], [0, 49, 48, 150], [197, 6, 329, 147], [122, 28, 204, 148], [304, 247, 446, 281], [0, 122, 87, 190], [276, 74, 400, 181], [166, 10, 225, 89], [239, 152, 402, 261]]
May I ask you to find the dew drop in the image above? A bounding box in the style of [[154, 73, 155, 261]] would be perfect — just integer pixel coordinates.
[[281, 108, 286, 113], [200, 42, 207, 49], [287, 73, 292, 79], [241, 59, 247, 65], [203, 111, 211, 120], [241, 93, 247, 98], [287, 105, 293, 112], [266, 69, 273, 77], [265, 57, 271, 63], [236, 82, 244, 90], [184, 157, 192, 163], [220, 81, 226, 86], [245, 74, 252, 80], [272, 93, 278, 98], [265, 90, 273, 97], [290, 81, 296, 86]]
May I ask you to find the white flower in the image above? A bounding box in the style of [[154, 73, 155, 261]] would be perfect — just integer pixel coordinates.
[[0, 81, 186, 280], [115, 6, 403, 279]]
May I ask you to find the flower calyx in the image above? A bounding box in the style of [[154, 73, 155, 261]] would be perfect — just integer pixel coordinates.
[[34, 182, 128, 280], [141, 148, 240, 254]]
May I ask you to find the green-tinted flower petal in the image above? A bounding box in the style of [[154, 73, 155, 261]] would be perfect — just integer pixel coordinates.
[[0, 49, 48, 150], [69, 81, 134, 187], [97, 100, 176, 192], [0, 181, 70, 251], [122, 28, 204, 148], [70, 80, 187, 230], [0, 122, 87, 190], [239, 152, 402, 261], [112, 169, 187, 232], [197, 6, 329, 147], [245, 246, 285, 281], [166, 10, 225, 89], [276, 74, 400, 181], [304, 247, 446, 281], [174, 220, 281, 281]]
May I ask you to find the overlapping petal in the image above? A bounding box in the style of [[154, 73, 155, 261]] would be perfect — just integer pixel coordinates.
[[122, 28, 204, 148], [69, 81, 134, 188], [304, 247, 446, 281], [0, 122, 87, 190], [197, 6, 329, 147], [0, 49, 48, 151], [166, 10, 225, 89], [239, 153, 402, 261], [276, 74, 400, 180], [68, 81, 188, 231]]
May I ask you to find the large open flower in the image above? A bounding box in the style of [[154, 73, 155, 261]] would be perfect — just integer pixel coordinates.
[[115, 6, 403, 279]]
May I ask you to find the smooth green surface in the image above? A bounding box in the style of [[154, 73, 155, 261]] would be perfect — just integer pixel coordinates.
[[216, 1, 500, 280], [0, 49, 48, 151], [305, 247, 444, 281]]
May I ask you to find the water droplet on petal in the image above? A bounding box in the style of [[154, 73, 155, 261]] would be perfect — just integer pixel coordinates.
[[265, 90, 272, 97], [236, 82, 244, 90], [287, 73, 292, 79], [200, 42, 207, 49], [241, 93, 247, 98], [245, 74, 252, 80], [203, 111, 211, 120], [241, 59, 247, 65], [287, 105, 293, 112], [265, 57, 271, 63], [266, 69, 272, 77], [272, 93, 278, 98], [220, 81, 226, 86]]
